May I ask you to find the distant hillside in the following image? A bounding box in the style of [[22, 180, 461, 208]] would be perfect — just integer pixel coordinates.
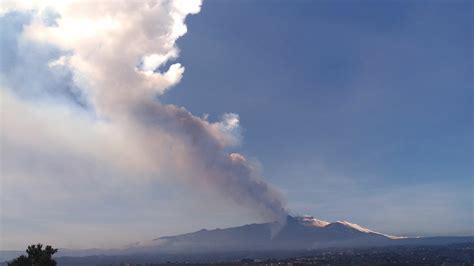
[[147, 215, 472, 252], [1, 215, 472, 264]]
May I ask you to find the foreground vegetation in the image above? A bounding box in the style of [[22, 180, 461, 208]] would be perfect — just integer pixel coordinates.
[[8, 244, 57, 266]]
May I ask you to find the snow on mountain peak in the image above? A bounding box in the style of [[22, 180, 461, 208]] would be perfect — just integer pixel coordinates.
[[334, 220, 404, 239], [295, 215, 330, 227], [293, 216, 404, 239], [335, 220, 373, 233]]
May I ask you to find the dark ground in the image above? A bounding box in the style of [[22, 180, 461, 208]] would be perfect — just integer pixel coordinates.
[[47, 243, 474, 266], [2, 243, 472, 265]]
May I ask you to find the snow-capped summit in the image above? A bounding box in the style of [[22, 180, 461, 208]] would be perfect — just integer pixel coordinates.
[[333, 220, 375, 233], [295, 215, 330, 227], [332, 220, 404, 239], [291, 215, 400, 238]]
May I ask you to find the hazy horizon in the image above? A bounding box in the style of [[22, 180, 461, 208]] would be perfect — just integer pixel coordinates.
[[0, 0, 472, 250]]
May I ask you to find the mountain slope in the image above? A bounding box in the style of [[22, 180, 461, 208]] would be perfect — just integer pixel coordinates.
[[2, 215, 472, 263], [150, 215, 396, 251]]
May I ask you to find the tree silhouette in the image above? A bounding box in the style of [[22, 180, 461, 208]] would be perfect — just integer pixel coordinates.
[[8, 244, 58, 266]]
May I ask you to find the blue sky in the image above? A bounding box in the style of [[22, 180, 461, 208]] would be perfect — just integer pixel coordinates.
[[0, 0, 472, 249], [164, 1, 473, 236]]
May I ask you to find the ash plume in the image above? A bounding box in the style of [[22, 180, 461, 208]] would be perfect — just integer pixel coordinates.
[[1, 0, 287, 223]]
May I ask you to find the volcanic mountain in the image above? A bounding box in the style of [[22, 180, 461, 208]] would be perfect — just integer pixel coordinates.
[[147, 215, 402, 251], [1, 215, 472, 263], [142, 215, 472, 252]]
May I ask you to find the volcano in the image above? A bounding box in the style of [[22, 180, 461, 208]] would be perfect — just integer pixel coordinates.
[[145, 215, 409, 251], [2, 215, 472, 264]]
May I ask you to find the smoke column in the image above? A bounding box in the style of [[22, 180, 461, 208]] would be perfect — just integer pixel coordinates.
[[1, 0, 287, 222]]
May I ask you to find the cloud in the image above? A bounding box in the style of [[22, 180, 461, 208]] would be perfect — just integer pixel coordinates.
[[11, 0, 201, 116], [0, 0, 286, 248], [0, 11, 86, 107]]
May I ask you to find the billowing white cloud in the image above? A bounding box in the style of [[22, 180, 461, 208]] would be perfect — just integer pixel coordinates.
[[0, 0, 286, 249], [11, 0, 201, 116]]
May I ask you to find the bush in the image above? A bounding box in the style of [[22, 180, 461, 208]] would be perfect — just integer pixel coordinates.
[[8, 244, 58, 266]]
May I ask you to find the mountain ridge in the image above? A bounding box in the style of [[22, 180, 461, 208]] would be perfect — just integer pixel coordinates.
[[1, 215, 472, 263], [147, 215, 411, 251]]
